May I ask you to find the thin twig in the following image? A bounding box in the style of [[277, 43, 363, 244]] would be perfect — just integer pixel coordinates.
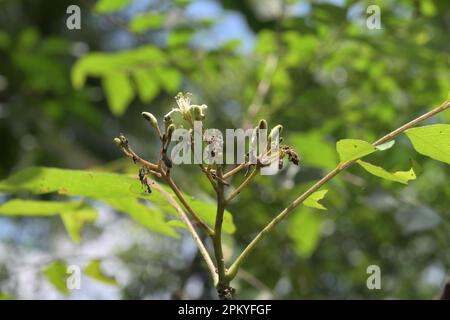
[[119, 146, 159, 172], [223, 162, 250, 179], [227, 101, 450, 279], [152, 181, 218, 285], [225, 167, 259, 205], [164, 174, 215, 236]]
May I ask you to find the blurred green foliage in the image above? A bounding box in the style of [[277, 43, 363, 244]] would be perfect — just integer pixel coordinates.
[[0, 0, 449, 299]]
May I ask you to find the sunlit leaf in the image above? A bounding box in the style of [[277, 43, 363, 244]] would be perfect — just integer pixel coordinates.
[[129, 13, 166, 33], [336, 139, 377, 163], [0, 167, 178, 237], [94, 0, 132, 13], [0, 167, 140, 198], [0, 199, 98, 243], [357, 160, 416, 184], [61, 207, 98, 244], [0, 167, 236, 237], [155, 67, 182, 93], [133, 70, 159, 102], [102, 197, 179, 237], [303, 190, 328, 210], [167, 29, 193, 47], [287, 208, 322, 258], [405, 124, 450, 165], [0, 199, 81, 216], [184, 197, 236, 234], [71, 46, 165, 91], [43, 261, 69, 295], [375, 140, 395, 151], [102, 72, 134, 116], [84, 260, 117, 285]]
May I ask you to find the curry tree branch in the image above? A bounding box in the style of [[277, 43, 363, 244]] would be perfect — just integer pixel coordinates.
[[114, 133, 214, 236], [226, 100, 450, 280], [152, 180, 218, 286]]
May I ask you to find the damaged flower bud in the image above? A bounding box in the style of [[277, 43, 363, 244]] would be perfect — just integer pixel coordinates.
[[191, 104, 207, 121], [166, 124, 175, 143], [269, 125, 283, 140], [281, 145, 300, 166]]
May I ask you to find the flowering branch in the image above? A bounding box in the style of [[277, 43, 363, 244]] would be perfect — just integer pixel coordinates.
[[226, 100, 450, 280]]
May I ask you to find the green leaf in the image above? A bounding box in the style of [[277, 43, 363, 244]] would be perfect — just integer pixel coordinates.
[[287, 208, 322, 258], [129, 13, 166, 33], [84, 260, 117, 285], [102, 72, 134, 116], [94, 0, 132, 13], [155, 67, 182, 93], [0, 167, 140, 198], [357, 160, 416, 184], [375, 140, 395, 151], [289, 132, 337, 169], [184, 197, 236, 234], [133, 70, 159, 102], [61, 207, 98, 244], [43, 261, 69, 295], [167, 29, 193, 47], [102, 197, 179, 237], [71, 54, 111, 89], [0, 167, 236, 237], [336, 139, 377, 163], [71, 46, 165, 91], [167, 220, 188, 229], [303, 190, 328, 210], [0, 200, 98, 243], [405, 124, 450, 165], [255, 30, 277, 55], [0, 199, 81, 216], [0, 293, 14, 300], [0, 167, 178, 237]]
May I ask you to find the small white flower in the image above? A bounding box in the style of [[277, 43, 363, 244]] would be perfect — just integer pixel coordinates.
[[175, 92, 192, 113]]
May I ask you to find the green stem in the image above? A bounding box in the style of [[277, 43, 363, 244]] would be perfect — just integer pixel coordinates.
[[223, 162, 249, 179], [213, 167, 227, 285], [224, 168, 259, 205]]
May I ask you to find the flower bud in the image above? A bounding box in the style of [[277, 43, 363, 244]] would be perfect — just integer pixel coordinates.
[[113, 137, 122, 148], [164, 115, 173, 129], [191, 104, 206, 121], [269, 125, 283, 139], [142, 112, 159, 129], [258, 119, 268, 130], [166, 124, 175, 143]]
